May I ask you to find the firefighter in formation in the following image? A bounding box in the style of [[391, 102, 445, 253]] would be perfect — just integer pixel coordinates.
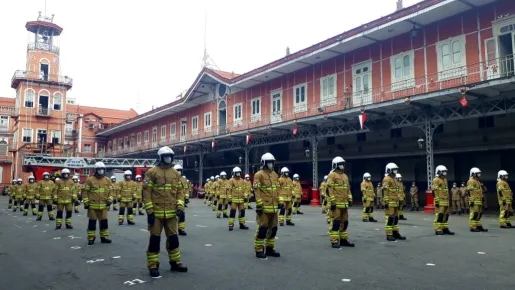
[[134, 175, 145, 215], [320, 175, 328, 214], [37, 172, 55, 220], [143, 146, 187, 277], [383, 163, 406, 241], [174, 164, 188, 236], [109, 176, 120, 211], [73, 175, 82, 213], [244, 174, 253, 210], [451, 182, 462, 215], [361, 173, 377, 222], [12, 178, 24, 212], [216, 172, 230, 218], [211, 175, 220, 212], [22, 175, 38, 216], [227, 166, 249, 231], [432, 165, 455, 236], [396, 174, 407, 220], [83, 162, 113, 245], [410, 182, 419, 211], [497, 170, 513, 228], [292, 174, 303, 215], [118, 170, 137, 225], [278, 167, 295, 226], [54, 169, 76, 230], [7, 179, 15, 209], [467, 167, 488, 232]]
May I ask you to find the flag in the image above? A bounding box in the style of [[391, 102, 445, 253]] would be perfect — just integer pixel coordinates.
[[183, 145, 187, 153], [292, 128, 298, 135], [211, 141, 215, 149], [358, 113, 367, 130], [459, 95, 468, 107], [246, 134, 251, 145]]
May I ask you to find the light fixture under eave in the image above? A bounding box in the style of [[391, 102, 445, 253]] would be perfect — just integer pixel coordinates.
[[411, 25, 418, 37]]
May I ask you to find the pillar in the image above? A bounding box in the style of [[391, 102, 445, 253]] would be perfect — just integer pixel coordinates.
[[77, 114, 83, 154], [244, 146, 250, 175], [310, 136, 320, 206], [198, 151, 204, 187], [422, 115, 442, 213]]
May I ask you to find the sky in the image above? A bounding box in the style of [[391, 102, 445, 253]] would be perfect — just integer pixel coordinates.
[[0, 0, 423, 114]]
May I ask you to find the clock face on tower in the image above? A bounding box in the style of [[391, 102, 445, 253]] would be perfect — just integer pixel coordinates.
[[218, 84, 227, 97]]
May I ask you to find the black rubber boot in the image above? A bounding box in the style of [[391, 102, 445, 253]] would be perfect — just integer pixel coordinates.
[[443, 228, 455, 235], [393, 231, 406, 240], [331, 243, 340, 249], [88, 239, 95, 246], [170, 261, 188, 272], [149, 268, 160, 278], [458, 211, 462, 216], [470, 228, 480, 232], [506, 223, 513, 228], [399, 215, 407, 220], [477, 226, 488, 232], [340, 239, 355, 247], [386, 235, 396, 241], [500, 225, 510, 229], [410, 207, 414, 211], [49, 217, 55, 220], [296, 211, 304, 215], [66, 224, 73, 229], [286, 221, 295, 226], [435, 230, 444, 235], [36, 216, 42, 221], [128, 221, 135, 225], [322, 210, 327, 214], [228, 226, 234, 231], [265, 247, 280, 257], [23, 213, 28, 216], [223, 214, 229, 218], [101, 237, 112, 243], [362, 219, 368, 222], [55, 225, 61, 230], [118, 221, 123, 225], [451, 211, 456, 215], [256, 252, 266, 259], [239, 224, 249, 230], [368, 217, 378, 222], [279, 222, 284, 226], [247, 206, 253, 210], [179, 230, 187, 236]]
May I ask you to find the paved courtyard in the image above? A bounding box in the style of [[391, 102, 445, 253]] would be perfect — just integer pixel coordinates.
[[0, 197, 514, 290]]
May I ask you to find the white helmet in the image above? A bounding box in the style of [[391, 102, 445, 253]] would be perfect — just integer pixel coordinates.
[[498, 170, 508, 180], [385, 163, 399, 175], [260, 153, 275, 169], [396, 173, 402, 180], [28, 176, 35, 183], [55, 178, 60, 181], [215, 175, 220, 180], [332, 156, 345, 170], [323, 175, 328, 181], [94, 162, 106, 176], [16, 178, 22, 183], [435, 165, 448, 177], [61, 168, 71, 178], [135, 174, 142, 181], [220, 171, 227, 177], [470, 167, 481, 177], [232, 167, 242, 177], [280, 167, 289, 176], [124, 170, 132, 179], [111, 176, 116, 181], [206, 178, 210, 182], [244, 174, 250, 179], [174, 164, 183, 171], [363, 172, 371, 180], [211, 176, 215, 181], [43, 172, 50, 179], [293, 173, 299, 180], [186, 179, 189, 183], [72, 175, 79, 181], [157, 146, 174, 165], [28, 175, 35, 180]]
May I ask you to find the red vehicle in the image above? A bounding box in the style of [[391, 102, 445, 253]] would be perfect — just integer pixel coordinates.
[[299, 181, 313, 204]]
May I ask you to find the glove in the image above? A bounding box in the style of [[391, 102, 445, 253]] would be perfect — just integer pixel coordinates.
[[384, 203, 389, 209], [106, 200, 112, 207], [502, 200, 507, 206], [84, 204, 89, 210], [132, 197, 136, 201], [227, 200, 232, 205], [147, 212, 155, 225], [216, 195, 220, 199], [53, 200, 57, 205], [330, 204, 336, 211], [435, 202, 439, 208], [177, 208, 184, 218], [256, 207, 263, 216], [278, 203, 284, 210], [469, 201, 474, 207]]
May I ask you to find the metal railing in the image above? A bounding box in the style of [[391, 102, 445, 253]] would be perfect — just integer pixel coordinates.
[[37, 107, 52, 116], [11, 70, 73, 87], [104, 55, 515, 156], [0, 106, 17, 116], [27, 42, 59, 54]]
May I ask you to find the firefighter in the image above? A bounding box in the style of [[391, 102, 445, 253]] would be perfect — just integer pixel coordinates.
[[13, 178, 24, 212], [36, 172, 55, 221], [320, 175, 328, 214], [376, 182, 383, 209], [396, 173, 407, 220], [244, 174, 253, 210], [432, 165, 455, 235], [468, 167, 488, 232], [227, 166, 249, 231], [460, 182, 469, 214], [7, 180, 15, 209], [217, 172, 229, 218], [110, 176, 120, 211], [327, 157, 354, 248], [497, 170, 512, 228], [278, 167, 294, 226], [481, 183, 489, 212], [133, 175, 145, 215], [292, 174, 303, 215], [204, 178, 211, 205], [143, 146, 187, 277], [173, 164, 188, 236], [72, 175, 81, 213], [254, 152, 281, 259], [361, 173, 377, 222], [383, 163, 406, 241], [22, 176, 38, 216], [118, 170, 137, 225], [325, 172, 333, 224], [185, 178, 191, 207], [451, 182, 461, 215], [83, 162, 114, 245], [212, 175, 220, 212], [410, 182, 419, 211], [54, 169, 76, 230]]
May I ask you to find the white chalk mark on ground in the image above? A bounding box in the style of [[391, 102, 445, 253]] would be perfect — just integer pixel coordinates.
[[33, 225, 38, 227], [205, 244, 212, 247], [374, 228, 380, 231], [140, 229, 148, 232], [196, 225, 207, 228], [342, 279, 351, 282], [112, 256, 121, 259], [426, 263, 435, 266], [53, 237, 61, 240], [13, 224, 22, 228], [477, 252, 486, 255], [71, 246, 81, 249]]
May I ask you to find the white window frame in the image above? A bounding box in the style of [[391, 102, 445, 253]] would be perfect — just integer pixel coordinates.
[[390, 51, 415, 92], [436, 35, 467, 80], [137, 133, 142, 144], [320, 74, 336, 107], [112, 139, 116, 151], [180, 118, 187, 142], [0, 116, 9, 130], [160, 125, 166, 140], [51, 130, 61, 144], [123, 136, 128, 148], [65, 121, 73, 133], [233, 103, 243, 125], [22, 128, 33, 143], [352, 60, 373, 106], [144, 130, 149, 143], [270, 89, 283, 124], [204, 112, 212, 133], [84, 144, 92, 153], [170, 122, 176, 140], [192, 116, 199, 135], [293, 83, 307, 113], [151, 126, 158, 144], [118, 138, 122, 149], [251, 97, 261, 123], [53, 92, 63, 111], [24, 89, 35, 108]]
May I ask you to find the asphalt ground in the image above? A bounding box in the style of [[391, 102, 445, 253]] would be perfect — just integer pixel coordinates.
[[1, 197, 515, 290]]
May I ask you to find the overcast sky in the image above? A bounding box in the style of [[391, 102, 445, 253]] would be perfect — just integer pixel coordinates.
[[0, 0, 422, 113]]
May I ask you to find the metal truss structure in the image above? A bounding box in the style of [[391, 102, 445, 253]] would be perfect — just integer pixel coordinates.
[[23, 156, 162, 169]]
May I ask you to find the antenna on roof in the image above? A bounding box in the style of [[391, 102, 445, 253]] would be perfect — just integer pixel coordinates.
[[201, 11, 220, 71], [396, 0, 403, 11]]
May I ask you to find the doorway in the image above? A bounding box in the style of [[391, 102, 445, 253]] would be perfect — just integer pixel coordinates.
[[498, 33, 514, 76], [218, 100, 227, 135], [37, 129, 47, 144], [40, 63, 49, 81], [39, 95, 49, 115]]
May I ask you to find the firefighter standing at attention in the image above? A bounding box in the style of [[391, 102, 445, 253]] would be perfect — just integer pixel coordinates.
[[118, 170, 137, 225], [7, 180, 15, 209], [497, 170, 513, 228], [54, 169, 76, 230], [72, 175, 82, 213], [244, 174, 253, 210], [375, 182, 384, 209], [292, 174, 303, 215], [212, 175, 220, 212], [110, 176, 120, 211], [481, 183, 489, 212], [396, 174, 407, 220], [227, 166, 249, 231], [143, 146, 187, 277], [432, 165, 455, 236], [217, 172, 230, 218], [13, 178, 24, 212], [467, 167, 488, 232], [174, 164, 188, 236], [36, 172, 55, 221], [253, 152, 281, 259], [320, 175, 328, 214], [83, 162, 113, 245], [410, 182, 419, 211], [451, 182, 462, 215], [361, 173, 377, 222], [204, 178, 210, 205], [134, 175, 145, 215], [185, 179, 191, 207], [22, 175, 38, 216], [460, 182, 469, 214], [383, 163, 406, 242], [327, 157, 355, 248], [278, 167, 295, 226]]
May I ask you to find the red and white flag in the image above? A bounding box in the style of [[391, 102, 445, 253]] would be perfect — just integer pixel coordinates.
[[246, 134, 251, 145], [358, 113, 367, 130], [183, 145, 187, 153], [211, 141, 216, 149], [292, 128, 298, 135], [459, 95, 468, 107]]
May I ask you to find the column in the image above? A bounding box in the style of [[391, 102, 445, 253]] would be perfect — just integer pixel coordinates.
[[310, 136, 320, 206], [198, 151, 204, 186], [244, 146, 250, 175], [77, 114, 83, 153], [422, 115, 441, 213]]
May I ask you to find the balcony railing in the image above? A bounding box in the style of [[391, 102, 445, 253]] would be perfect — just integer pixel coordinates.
[[0, 106, 17, 116], [104, 54, 515, 157], [37, 107, 52, 117], [27, 42, 60, 54], [11, 70, 73, 89]]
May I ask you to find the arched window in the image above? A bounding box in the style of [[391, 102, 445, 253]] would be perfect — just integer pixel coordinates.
[[24, 88, 35, 108], [0, 140, 7, 155]]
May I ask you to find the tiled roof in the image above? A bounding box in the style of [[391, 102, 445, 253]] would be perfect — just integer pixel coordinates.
[[67, 104, 138, 124], [210, 69, 240, 80], [0, 97, 15, 106]]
